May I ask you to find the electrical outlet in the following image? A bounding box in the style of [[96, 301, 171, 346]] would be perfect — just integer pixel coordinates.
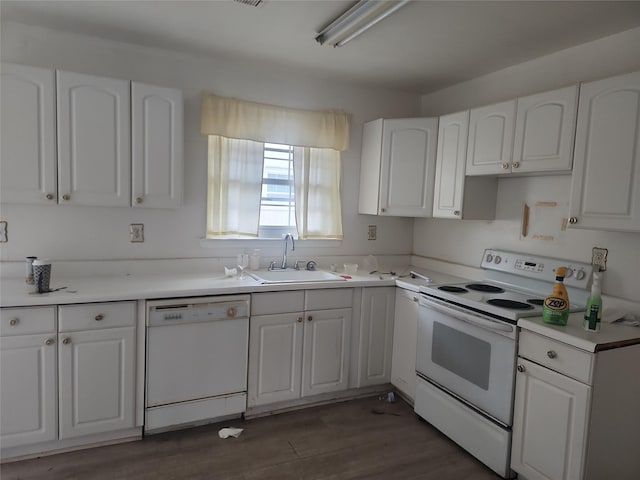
[[368, 225, 377, 240], [591, 246, 608, 272], [0, 221, 7, 243], [130, 224, 144, 243]]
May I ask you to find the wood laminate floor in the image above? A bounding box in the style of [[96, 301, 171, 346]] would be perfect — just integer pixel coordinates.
[[1, 396, 502, 480]]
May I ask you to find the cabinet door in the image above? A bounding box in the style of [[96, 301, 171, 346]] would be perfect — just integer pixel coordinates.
[[433, 111, 469, 218], [379, 118, 438, 217], [302, 308, 351, 397], [248, 312, 303, 407], [58, 327, 135, 439], [511, 358, 590, 480], [1, 63, 57, 205], [390, 288, 418, 401], [513, 85, 578, 174], [466, 100, 516, 175], [357, 287, 395, 387], [131, 82, 183, 208], [57, 70, 131, 206], [569, 71, 640, 232], [0, 334, 57, 448]]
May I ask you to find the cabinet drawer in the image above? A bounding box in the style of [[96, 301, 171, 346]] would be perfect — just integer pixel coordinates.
[[305, 288, 353, 311], [518, 330, 594, 384], [0, 306, 56, 336], [252, 291, 304, 315], [59, 301, 136, 332]]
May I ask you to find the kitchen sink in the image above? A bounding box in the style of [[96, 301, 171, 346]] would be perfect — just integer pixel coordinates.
[[249, 269, 346, 284]]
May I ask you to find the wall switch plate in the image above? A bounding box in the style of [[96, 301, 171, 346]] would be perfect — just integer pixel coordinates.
[[130, 224, 144, 243], [368, 225, 377, 240], [0, 221, 7, 243], [592, 246, 608, 271]]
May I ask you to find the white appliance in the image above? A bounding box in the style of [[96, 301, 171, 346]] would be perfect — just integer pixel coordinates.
[[414, 249, 592, 479], [145, 295, 250, 433]]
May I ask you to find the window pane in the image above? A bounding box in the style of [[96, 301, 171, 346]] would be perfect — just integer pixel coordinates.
[[260, 143, 296, 236]]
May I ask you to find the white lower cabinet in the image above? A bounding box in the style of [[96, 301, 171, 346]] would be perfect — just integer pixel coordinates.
[[512, 329, 640, 480], [248, 289, 352, 408], [390, 288, 418, 401], [0, 302, 138, 458]]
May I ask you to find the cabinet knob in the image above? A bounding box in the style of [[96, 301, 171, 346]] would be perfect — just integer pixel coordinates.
[[135, 196, 143, 204], [62, 337, 71, 345], [62, 194, 71, 201], [501, 163, 509, 170], [517, 365, 526, 373], [380, 208, 386, 213], [453, 210, 460, 216], [307, 315, 313, 321], [45, 338, 55, 346], [9, 318, 18, 326], [547, 350, 557, 359], [227, 307, 236, 318], [512, 162, 520, 169], [412, 296, 418, 302], [297, 316, 303, 323], [569, 217, 578, 224], [94, 314, 104, 321], [46, 193, 54, 200]]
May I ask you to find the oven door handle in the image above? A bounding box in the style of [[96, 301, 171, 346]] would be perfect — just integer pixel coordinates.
[[420, 296, 515, 333]]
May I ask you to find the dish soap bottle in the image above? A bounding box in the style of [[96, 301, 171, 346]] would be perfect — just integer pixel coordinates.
[[542, 266, 570, 326], [583, 270, 602, 332]]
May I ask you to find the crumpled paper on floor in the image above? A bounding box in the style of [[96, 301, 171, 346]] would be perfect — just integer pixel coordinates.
[[218, 427, 243, 439]]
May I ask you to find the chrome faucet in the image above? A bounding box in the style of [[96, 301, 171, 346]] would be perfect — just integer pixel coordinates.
[[281, 233, 295, 269]]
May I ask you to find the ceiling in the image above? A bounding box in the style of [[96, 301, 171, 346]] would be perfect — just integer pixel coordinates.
[[2, 1, 640, 94]]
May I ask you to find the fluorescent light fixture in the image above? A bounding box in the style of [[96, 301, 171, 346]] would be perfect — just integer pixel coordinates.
[[315, 0, 411, 47]]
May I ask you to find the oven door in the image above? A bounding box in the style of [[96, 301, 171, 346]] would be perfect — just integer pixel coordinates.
[[416, 294, 517, 426]]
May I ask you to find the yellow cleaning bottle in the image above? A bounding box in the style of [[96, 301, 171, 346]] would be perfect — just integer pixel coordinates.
[[542, 266, 570, 326]]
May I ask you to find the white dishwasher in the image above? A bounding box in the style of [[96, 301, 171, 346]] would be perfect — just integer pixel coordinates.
[[145, 295, 249, 433]]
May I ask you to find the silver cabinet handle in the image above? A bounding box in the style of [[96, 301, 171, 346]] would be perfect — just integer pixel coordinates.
[[517, 365, 526, 373], [453, 210, 460, 216], [227, 307, 236, 318], [135, 196, 143, 204], [501, 163, 509, 170], [9, 318, 18, 326], [46, 193, 54, 200], [62, 194, 71, 201], [45, 338, 55, 346], [95, 314, 104, 321], [512, 162, 520, 169], [380, 208, 386, 213], [307, 315, 313, 321], [569, 217, 578, 224], [547, 350, 557, 359], [297, 316, 303, 323], [62, 337, 71, 345]]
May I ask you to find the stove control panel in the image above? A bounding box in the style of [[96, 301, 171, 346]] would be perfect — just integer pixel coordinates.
[[481, 249, 593, 289]]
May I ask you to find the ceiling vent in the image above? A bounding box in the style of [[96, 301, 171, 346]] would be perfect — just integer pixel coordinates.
[[234, 0, 263, 6]]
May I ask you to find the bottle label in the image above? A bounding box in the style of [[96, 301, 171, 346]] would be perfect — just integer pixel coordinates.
[[544, 297, 568, 311]]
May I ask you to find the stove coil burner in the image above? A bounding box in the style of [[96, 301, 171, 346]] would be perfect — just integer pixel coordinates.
[[527, 299, 544, 306], [438, 286, 469, 293], [466, 283, 505, 293], [487, 299, 534, 310]]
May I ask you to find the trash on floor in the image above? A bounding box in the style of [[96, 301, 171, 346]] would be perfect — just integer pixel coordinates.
[[218, 427, 244, 439]]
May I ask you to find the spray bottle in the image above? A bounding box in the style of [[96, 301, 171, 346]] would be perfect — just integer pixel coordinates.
[[583, 270, 602, 332], [542, 266, 570, 326]]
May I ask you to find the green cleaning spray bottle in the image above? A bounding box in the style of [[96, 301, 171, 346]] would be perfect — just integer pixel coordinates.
[[584, 270, 602, 332], [543, 266, 570, 326]]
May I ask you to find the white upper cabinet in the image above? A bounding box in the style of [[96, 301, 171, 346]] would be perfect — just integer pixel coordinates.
[[131, 82, 183, 208], [569, 70, 640, 232], [359, 117, 438, 217], [513, 85, 578, 174], [57, 70, 131, 207], [432, 110, 497, 219], [466, 100, 516, 175], [1, 63, 57, 205]]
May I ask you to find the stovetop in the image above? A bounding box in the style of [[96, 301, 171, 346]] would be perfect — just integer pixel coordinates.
[[420, 249, 593, 322]]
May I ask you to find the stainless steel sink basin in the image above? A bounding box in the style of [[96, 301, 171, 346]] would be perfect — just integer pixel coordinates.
[[249, 269, 346, 284]]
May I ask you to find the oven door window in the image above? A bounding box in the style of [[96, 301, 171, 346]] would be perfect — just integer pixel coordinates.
[[432, 321, 491, 390]]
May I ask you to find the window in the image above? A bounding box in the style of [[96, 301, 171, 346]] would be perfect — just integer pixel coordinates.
[[259, 144, 297, 238]]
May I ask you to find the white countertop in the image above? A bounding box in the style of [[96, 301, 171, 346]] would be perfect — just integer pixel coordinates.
[[0, 267, 465, 307], [518, 312, 640, 352]]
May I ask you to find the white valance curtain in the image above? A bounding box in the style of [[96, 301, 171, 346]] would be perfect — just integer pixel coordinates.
[[202, 91, 349, 239]]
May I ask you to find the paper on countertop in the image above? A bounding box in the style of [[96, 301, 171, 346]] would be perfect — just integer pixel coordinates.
[[218, 427, 243, 439], [602, 308, 639, 326]]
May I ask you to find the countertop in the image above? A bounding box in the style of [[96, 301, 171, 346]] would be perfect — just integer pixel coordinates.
[[0, 267, 466, 307], [518, 312, 640, 352]]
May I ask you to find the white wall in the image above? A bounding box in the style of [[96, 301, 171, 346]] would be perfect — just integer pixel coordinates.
[[416, 28, 640, 302], [0, 22, 420, 265]]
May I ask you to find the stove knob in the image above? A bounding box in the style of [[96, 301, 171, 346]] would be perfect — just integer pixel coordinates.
[[486, 254, 494, 263], [494, 256, 502, 264], [575, 269, 586, 281], [564, 267, 574, 278]]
